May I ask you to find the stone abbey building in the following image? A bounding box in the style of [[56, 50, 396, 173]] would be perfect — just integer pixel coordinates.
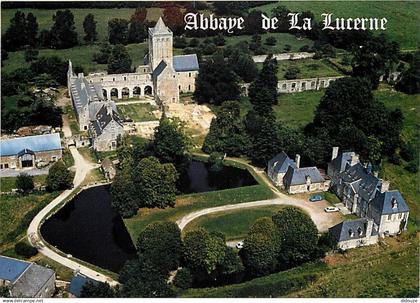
[[68, 17, 199, 151]]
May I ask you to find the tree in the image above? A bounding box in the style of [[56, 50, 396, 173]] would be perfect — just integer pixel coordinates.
[[24, 46, 39, 62], [249, 34, 266, 54], [39, 29, 52, 48], [83, 14, 97, 43], [25, 13, 38, 47], [93, 43, 111, 64], [153, 117, 190, 165], [173, 268, 192, 289], [194, 51, 240, 105], [128, 8, 147, 43], [241, 217, 279, 276], [80, 281, 115, 298], [248, 54, 278, 106], [50, 9, 78, 49], [111, 167, 138, 217], [14, 241, 38, 257], [228, 49, 258, 83], [136, 222, 183, 275], [395, 51, 420, 94], [132, 157, 178, 209], [46, 161, 72, 191], [107, 44, 132, 74], [163, 6, 184, 35], [30, 56, 68, 85], [265, 36, 277, 46], [2, 11, 27, 51], [15, 173, 34, 193], [272, 207, 319, 268], [183, 228, 226, 274], [203, 101, 250, 156], [352, 33, 399, 89], [108, 18, 129, 45], [213, 33, 226, 46], [284, 66, 300, 80], [0, 286, 10, 298]]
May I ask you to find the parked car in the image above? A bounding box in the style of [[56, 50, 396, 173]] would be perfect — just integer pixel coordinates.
[[235, 241, 244, 249], [309, 195, 323, 202], [324, 206, 340, 213]]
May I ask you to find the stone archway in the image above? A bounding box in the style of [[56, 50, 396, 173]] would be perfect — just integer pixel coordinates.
[[110, 88, 118, 99], [122, 87, 129, 99], [133, 86, 141, 98], [102, 89, 108, 99], [144, 85, 153, 96]]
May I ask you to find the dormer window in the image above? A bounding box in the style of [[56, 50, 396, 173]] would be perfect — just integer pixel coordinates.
[[357, 227, 363, 236], [348, 229, 354, 237], [391, 198, 398, 209]]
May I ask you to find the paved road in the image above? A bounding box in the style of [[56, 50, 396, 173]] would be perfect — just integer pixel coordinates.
[[27, 115, 118, 285]]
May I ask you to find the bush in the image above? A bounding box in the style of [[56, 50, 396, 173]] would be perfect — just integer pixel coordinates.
[[14, 242, 38, 258], [400, 142, 416, 162], [173, 268, 192, 289], [284, 67, 300, 80], [389, 153, 402, 165], [299, 45, 311, 52], [283, 44, 292, 52], [47, 161, 72, 191], [405, 161, 418, 173], [189, 38, 199, 47], [174, 37, 187, 49], [15, 173, 34, 193], [265, 36, 277, 46]]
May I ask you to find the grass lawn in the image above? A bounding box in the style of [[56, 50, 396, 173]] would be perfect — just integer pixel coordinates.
[[273, 90, 324, 128], [256, 1, 420, 50], [0, 192, 59, 247], [181, 236, 418, 297], [183, 205, 286, 241], [258, 58, 343, 80], [117, 103, 159, 122], [0, 175, 47, 192]]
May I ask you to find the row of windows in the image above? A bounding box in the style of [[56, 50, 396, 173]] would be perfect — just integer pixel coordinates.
[[281, 80, 331, 90]]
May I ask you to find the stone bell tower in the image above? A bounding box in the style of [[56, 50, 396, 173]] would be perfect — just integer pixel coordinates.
[[148, 17, 173, 71]]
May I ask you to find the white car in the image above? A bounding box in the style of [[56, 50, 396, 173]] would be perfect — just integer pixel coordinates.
[[235, 241, 244, 249], [324, 207, 340, 213]]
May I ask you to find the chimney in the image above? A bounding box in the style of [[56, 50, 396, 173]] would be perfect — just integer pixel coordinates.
[[380, 181, 390, 193], [295, 154, 301, 168], [366, 219, 374, 238], [350, 154, 359, 166], [331, 146, 339, 160]]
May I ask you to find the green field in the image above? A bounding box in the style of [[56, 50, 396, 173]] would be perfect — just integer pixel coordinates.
[[183, 205, 285, 241], [117, 103, 158, 122], [257, 1, 420, 50], [0, 175, 47, 192], [182, 235, 418, 297]]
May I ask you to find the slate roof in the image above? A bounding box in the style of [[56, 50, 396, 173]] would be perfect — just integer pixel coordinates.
[[370, 190, 409, 215], [173, 54, 199, 72], [268, 152, 297, 174], [0, 256, 30, 282], [90, 104, 123, 138], [70, 78, 104, 114], [12, 264, 55, 297], [88, 101, 117, 121], [152, 60, 168, 77], [0, 133, 62, 157], [329, 151, 355, 174], [69, 273, 97, 297], [340, 163, 381, 201], [329, 218, 377, 242], [284, 166, 325, 186]]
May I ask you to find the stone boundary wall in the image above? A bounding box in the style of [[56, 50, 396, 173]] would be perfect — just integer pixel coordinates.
[[252, 52, 315, 63]]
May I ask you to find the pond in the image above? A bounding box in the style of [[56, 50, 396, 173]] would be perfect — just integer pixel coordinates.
[[40, 185, 136, 273], [40, 160, 258, 273]]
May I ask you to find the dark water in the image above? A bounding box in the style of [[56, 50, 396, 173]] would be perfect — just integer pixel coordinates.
[[40, 161, 257, 273], [181, 160, 257, 194], [40, 185, 136, 273]]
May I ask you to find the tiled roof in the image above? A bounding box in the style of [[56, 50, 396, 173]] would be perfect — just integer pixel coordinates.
[[0, 133, 62, 157], [329, 218, 376, 242], [0, 256, 30, 282], [284, 166, 325, 186], [12, 264, 55, 297], [268, 152, 297, 174], [370, 190, 409, 215], [173, 54, 199, 72]]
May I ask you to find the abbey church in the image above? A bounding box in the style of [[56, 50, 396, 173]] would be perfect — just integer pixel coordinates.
[[68, 17, 199, 151]]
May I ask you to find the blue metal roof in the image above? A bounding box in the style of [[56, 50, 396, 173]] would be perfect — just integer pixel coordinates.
[[69, 274, 97, 297], [0, 255, 30, 282], [173, 54, 199, 72], [0, 133, 62, 157]]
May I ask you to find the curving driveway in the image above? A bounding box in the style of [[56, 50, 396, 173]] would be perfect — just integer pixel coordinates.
[[176, 195, 342, 234], [27, 114, 118, 285]]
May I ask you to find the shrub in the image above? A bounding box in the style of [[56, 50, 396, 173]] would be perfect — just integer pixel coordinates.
[[265, 36, 277, 46], [189, 38, 199, 47], [173, 268, 192, 289], [15, 173, 34, 193], [299, 45, 311, 52], [284, 67, 300, 80], [283, 44, 292, 52], [14, 242, 38, 258], [389, 154, 401, 165], [46, 161, 72, 191], [405, 161, 418, 173], [174, 37, 187, 49]]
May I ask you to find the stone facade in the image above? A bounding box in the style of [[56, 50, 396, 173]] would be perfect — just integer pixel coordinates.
[[330, 218, 379, 251]]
